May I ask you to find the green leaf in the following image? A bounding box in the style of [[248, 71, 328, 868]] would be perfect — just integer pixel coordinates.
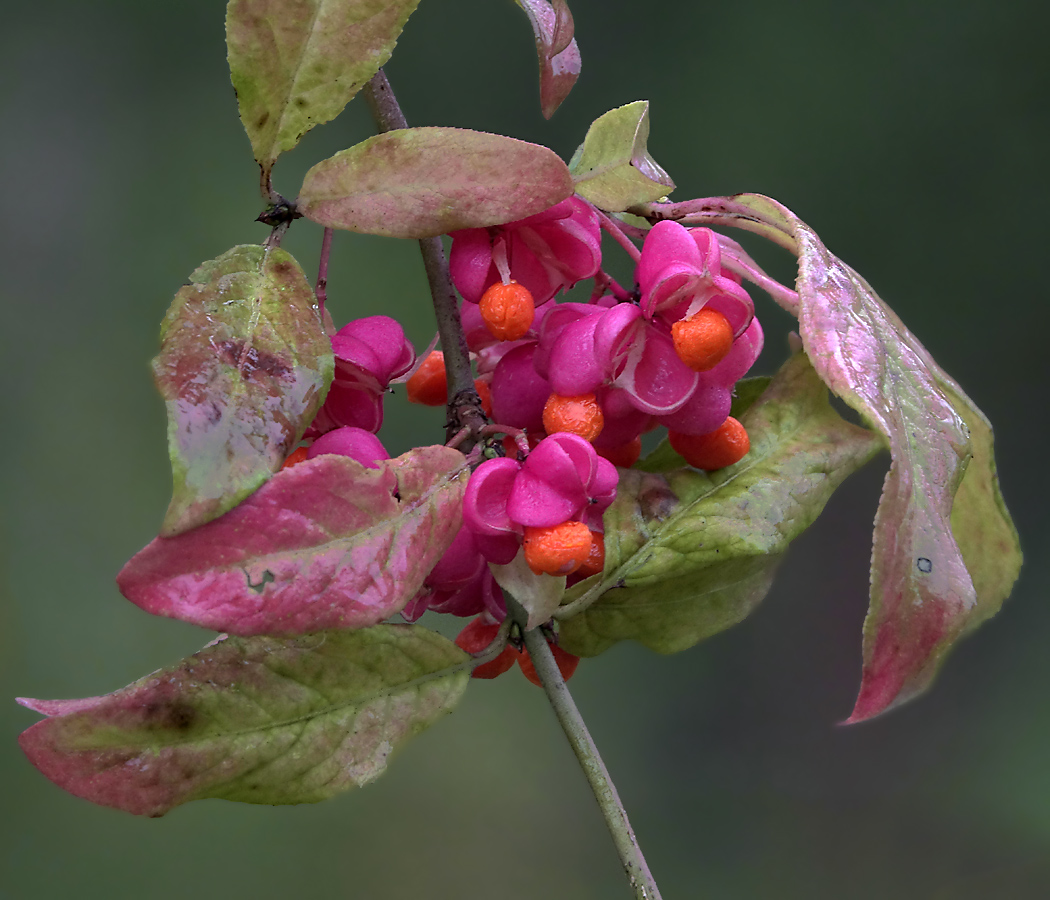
[[943, 383, 1020, 630], [636, 376, 772, 474], [226, 0, 423, 182], [154, 245, 332, 536], [298, 127, 575, 237], [19, 626, 470, 817], [557, 353, 882, 657], [568, 101, 674, 212]]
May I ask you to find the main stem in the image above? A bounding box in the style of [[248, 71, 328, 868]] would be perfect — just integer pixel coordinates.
[[506, 595, 664, 900], [362, 70, 486, 448]]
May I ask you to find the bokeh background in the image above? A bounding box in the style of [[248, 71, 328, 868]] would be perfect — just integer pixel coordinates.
[[3, 1, 1049, 897]]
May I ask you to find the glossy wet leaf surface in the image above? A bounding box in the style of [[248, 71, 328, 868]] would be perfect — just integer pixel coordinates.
[[119, 447, 468, 635], [227, 0, 423, 180], [298, 127, 575, 237], [557, 353, 882, 657], [154, 245, 332, 536], [19, 626, 469, 817], [637, 192, 1022, 720], [725, 195, 1021, 721]]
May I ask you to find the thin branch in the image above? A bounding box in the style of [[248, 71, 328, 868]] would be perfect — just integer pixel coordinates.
[[468, 616, 513, 668], [259, 164, 277, 205], [262, 221, 289, 250], [505, 594, 664, 900], [362, 69, 486, 447], [593, 206, 642, 263], [591, 269, 634, 303], [315, 227, 333, 315], [637, 198, 798, 254], [715, 233, 800, 315]]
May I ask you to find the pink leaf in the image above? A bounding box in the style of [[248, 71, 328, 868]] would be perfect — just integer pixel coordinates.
[[153, 244, 333, 535], [514, 0, 581, 119], [672, 194, 1021, 720], [117, 447, 468, 635], [298, 127, 574, 238], [19, 627, 469, 817]]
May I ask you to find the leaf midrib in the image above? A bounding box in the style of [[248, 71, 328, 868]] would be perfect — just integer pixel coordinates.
[[69, 657, 471, 752]]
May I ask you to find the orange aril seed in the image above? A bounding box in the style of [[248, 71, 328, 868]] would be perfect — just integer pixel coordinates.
[[596, 437, 642, 468], [542, 393, 604, 442], [518, 641, 581, 686], [479, 280, 535, 341], [406, 351, 447, 406], [280, 446, 310, 470], [523, 521, 594, 576], [671, 308, 734, 371], [473, 378, 493, 417], [668, 416, 750, 470], [575, 531, 606, 579], [455, 616, 516, 680]]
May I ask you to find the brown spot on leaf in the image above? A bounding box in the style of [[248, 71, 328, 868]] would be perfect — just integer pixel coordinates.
[[217, 339, 292, 380], [247, 569, 275, 594], [638, 480, 679, 522], [141, 699, 197, 732]]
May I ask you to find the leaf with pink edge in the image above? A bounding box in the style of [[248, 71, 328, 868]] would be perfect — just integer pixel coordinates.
[[568, 101, 674, 212], [556, 353, 882, 657], [118, 447, 469, 635], [514, 0, 582, 118], [155, 245, 332, 536], [18, 626, 470, 817], [701, 194, 1023, 721], [298, 127, 575, 238], [227, 0, 423, 183]]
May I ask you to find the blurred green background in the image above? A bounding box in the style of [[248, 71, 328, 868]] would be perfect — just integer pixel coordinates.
[[3, 1, 1048, 897]]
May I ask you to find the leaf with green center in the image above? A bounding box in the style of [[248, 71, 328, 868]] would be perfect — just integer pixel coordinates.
[[118, 447, 468, 635], [568, 101, 675, 212], [18, 626, 469, 817], [298, 128, 575, 237], [226, 0, 423, 184], [155, 245, 332, 536], [514, 0, 581, 119], [557, 353, 882, 656]]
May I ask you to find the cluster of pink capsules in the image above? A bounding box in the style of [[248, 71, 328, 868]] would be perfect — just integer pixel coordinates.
[[283, 200, 764, 681]]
